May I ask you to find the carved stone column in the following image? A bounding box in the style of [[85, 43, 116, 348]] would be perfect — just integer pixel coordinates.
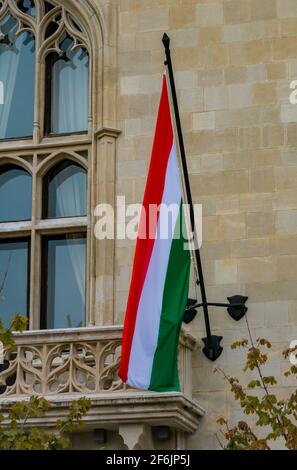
[[92, 128, 121, 326]]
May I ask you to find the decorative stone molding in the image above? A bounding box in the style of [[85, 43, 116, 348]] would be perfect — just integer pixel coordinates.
[[0, 327, 205, 442], [0, 326, 197, 398], [0, 392, 205, 435]]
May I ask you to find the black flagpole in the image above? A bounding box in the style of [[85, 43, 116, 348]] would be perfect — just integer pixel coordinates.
[[163, 33, 248, 361], [162, 33, 248, 361]]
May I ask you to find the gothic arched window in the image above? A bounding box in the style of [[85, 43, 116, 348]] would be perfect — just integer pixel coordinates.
[[0, 14, 35, 139], [0, 0, 90, 141], [0, 1, 91, 330]]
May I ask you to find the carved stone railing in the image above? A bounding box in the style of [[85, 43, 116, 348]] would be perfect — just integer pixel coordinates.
[[0, 326, 197, 399]]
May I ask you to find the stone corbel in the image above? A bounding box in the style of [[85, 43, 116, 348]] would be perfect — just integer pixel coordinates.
[[119, 423, 154, 450]]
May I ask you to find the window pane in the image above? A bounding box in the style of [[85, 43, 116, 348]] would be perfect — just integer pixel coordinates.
[[43, 235, 86, 329], [0, 165, 32, 222], [51, 36, 89, 134], [0, 15, 35, 139], [44, 161, 87, 218], [18, 0, 37, 17], [0, 239, 29, 327]]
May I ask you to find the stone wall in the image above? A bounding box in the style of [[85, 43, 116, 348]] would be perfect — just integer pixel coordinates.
[[113, 0, 297, 449]]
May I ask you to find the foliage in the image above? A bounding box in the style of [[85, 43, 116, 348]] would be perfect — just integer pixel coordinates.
[[0, 396, 91, 450], [0, 315, 91, 450], [0, 314, 28, 351], [216, 320, 297, 450]]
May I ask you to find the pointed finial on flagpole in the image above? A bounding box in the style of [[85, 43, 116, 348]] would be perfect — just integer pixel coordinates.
[[162, 33, 170, 51]]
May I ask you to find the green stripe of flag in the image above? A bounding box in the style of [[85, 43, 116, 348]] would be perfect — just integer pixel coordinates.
[[149, 203, 191, 392]]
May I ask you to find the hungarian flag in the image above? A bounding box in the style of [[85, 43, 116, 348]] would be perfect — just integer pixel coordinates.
[[118, 75, 191, 392]]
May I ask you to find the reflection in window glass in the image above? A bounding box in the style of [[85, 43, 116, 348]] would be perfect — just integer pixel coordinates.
[[51, 36, 89, 134], [43, 235, 86, 329], [18, 0, 37, 17], [0, 15, 35, 139], [44, 161, 87, 218], [0, 165, 32, 222], [0, 239, 29, 327]]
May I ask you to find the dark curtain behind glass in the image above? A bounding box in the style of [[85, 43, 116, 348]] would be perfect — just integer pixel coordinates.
[[45, 162, 87, 219], [51, 37, 89, 134], [0, 239, 29, 327]]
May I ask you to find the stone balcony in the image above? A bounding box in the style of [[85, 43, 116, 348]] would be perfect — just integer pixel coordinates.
[[0, 326, 205, 449]]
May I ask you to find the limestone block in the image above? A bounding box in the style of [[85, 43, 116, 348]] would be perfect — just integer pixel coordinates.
[[239, 126, 261, 149], [231, 238, 270, 258], [229, 40, 272, 66], [287, 123, 297, 147], [204, 86, 228, 111], [277, 0, 297, 18], [224, 66, 247, 84], [169, 4, 196, 29], [175, 71, 197, 90], [216, 194, 240, 214], [277, 254, 297, 281], [236, 149, 255, 171], [281, 105, 297, 124], [228, 83, 252, 109], [273, 37, 297, 60], [119, 50, 151, 75], [254, 149, 281, 166], [250, 167, 275, 193], [247, 63, 267, 82], [197, 69, 223, 87], [138, 7, 169, 32], [276, 210, 297, 234], [218, 213, 246, 240], [247, 212, 275, 237], [198, 26, 222, 46], [196, 2, 224, 27], [118, 159, 147, 178], [193, 112, 215, 131], [180, 88, 204, 113], [250, 0, 276, 21], [270, 234, 297, 255], [266, 62, 287, 80], [276, 165, 297, 190], [223, 0, 251, 25], [223, 21, 264, 43], [253, 83, 277, 106], [215, 259, 238, 284], [273, 190, 297, 210]]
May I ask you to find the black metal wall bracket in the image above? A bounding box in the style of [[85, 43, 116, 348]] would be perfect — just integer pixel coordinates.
[[227, 295, 248, 321], [202, 336, 223, 362], [183, 295, 248, 361]]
